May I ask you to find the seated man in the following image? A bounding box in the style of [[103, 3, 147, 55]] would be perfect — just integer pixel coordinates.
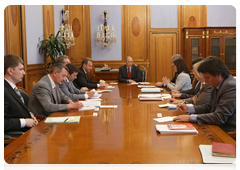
[[59, 63, 95, 101], [74, 57, 108, 89], [171, 57, 205, 98], [55, 55, 71, 65], [174, 56, 236, 133], [118, 56, 141, 83], [156, 54, 182, 87], [4, 54, 38, 133], [28, 63, 83, 117]]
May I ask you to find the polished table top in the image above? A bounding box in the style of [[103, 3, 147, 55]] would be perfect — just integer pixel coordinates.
[[4, 83, 236, 164]]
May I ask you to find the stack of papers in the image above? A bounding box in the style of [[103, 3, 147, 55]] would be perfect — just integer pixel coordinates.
[[141, 88, 161, 93], [153, 116, 176, 123], [156, 124, 198, 134], [138, 85, 156, 88], [161, 94, 171, 100], [139, 82, 151, 84], [199, 145, 236, 164], [97, 90, 113, 93], [138, 94, 162, 100], [78, 100, 101, 111], [45, 116, 81, 124], [100, 105, 118, 108]]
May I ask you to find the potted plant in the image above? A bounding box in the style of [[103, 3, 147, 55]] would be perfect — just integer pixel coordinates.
[[38, 30, 66, 73]]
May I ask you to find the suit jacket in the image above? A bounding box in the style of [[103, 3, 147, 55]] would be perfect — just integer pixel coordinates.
[[194, 75, 236, 133], [74, 67, 98, 89], [28, 75, 71, 117], [180, 80, 201, 99], [118, 65, 141, 82], [167, 72, 192, 91], [59, 79, 86, 101], [184, 83, 212, 105], [4, 80, 31, 132]]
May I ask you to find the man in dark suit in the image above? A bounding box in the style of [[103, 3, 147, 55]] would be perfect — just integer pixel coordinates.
[[174, 56, 236, 133], [74, 57, 108, 89], [60, 63, 95, 101], [28, 63, 83, 117], [118, 56, 141, 83], [4, 54, 38, 133]]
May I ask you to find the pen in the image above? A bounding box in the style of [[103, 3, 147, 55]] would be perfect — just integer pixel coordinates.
[[177, 101, 185, 110], [64, 118, 69, 122]]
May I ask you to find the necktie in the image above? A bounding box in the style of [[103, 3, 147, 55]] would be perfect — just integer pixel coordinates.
[[128, 67, 132, 79], [53, 87, 58, 104], [14, 87, 24, 104]]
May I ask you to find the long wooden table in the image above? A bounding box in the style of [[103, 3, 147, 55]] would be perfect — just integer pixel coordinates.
[[4, 83, 236, 164]]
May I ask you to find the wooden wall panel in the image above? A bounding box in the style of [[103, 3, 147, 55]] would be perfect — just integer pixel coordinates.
[[150, 32, 177, 82], [66, 5, 91, 66], [181, 5, 207, 28], [123, 5, 147, 62], [4, 5, 23, 87]]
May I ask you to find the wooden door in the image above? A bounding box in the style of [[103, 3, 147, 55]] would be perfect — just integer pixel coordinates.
[[150, 32, 177, 82]]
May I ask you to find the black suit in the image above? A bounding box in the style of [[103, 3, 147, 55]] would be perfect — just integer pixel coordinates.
[[74, 67, 99, 89], [118, 65, 141, 82], [4, 80, 31, 133]]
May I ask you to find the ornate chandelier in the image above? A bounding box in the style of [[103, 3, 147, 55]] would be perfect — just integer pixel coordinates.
[[59, 7, 75, 49], [96, 10, 116, 48]]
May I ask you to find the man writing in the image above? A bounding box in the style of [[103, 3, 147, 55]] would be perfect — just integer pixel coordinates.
[[59, 63, 95, 101], [118, 56, 141, 83], [28, 63, 83, 117], [4, 54, 38, 132], [174, 56, 236, 133]]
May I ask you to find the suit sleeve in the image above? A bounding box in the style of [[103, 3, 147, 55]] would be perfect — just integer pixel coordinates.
[[4, 95, 21, 132], [75, 70, 98, 88], [194, 85, 212, 105], [35, 83, 68, 113], [118, 66, 128, 82], [132, 66, 142, 82], [59, 82, 86, 101], [194, 83, 236, 126]]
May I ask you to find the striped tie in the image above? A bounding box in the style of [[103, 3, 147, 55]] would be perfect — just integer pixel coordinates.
[[14, 87, 24, 104]]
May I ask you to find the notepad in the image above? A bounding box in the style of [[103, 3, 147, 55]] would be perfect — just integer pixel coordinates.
[[45, 116, 80, 124], [138, 94, 163, 101], [199, 145, 236, 164], [156, 124, 198, 134]]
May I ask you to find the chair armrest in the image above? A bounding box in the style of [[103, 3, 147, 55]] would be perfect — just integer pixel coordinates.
[[5, 131, 25, 135]]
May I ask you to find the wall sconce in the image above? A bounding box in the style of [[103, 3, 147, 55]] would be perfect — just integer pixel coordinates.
[[59, 7, 75, 49], [96, 10, 116, 48]]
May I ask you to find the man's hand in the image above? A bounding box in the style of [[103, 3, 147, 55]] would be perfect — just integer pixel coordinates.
[[25, 119, 37, 128], [87, 90, 95, 98], [68, 101, 84, 110], [176, 103, 188, 112], [169, 98, 183, 104], [99, 82, 109, 88], [156, 82, 163, 87], [128, 80, 136, 83], [173, 115, 191, 122], [80, 87, 88, 91]]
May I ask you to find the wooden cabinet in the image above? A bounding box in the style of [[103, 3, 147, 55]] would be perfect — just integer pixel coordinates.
[[93, 71, 119, 82], [183, 27, 236, 74]]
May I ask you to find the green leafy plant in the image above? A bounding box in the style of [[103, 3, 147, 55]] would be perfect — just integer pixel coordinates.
[[38, 30, 66, 73]]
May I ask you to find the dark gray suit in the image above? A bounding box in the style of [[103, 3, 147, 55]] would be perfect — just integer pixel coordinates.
[[28, 75, 71, 117], [59, 79, 86, 101], [4, 80, 31, 132], [194, 75, 236, 133], [74, 67, 98, 89], [184, 83, 212, 105], [180, 80, 201, 99], [118, 65, 141, 82]]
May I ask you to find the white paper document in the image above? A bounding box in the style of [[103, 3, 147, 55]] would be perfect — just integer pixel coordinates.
[[100, 105, 118, 108], [153, 116, 176, 123], [158, 103, 176, 108], [107, 86, 115, 89], [97, 90, 113, 93], [138, 94, 162, 98], [139, 82, 151, 84], [110, 82, 118, 84], [79, 100, 101, 107], [79, 106, 96, 111], [199, 145, 236, 164], [131, 82, 138, 85], [138, 85, 156, 88]]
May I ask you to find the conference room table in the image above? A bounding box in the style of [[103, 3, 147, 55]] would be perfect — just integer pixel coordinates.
[[4, 82, 236, 164]]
